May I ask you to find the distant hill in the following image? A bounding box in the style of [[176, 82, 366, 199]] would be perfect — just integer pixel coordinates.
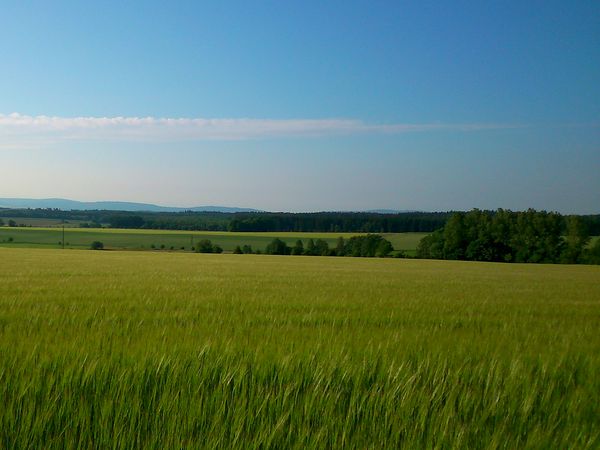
[[0, 198, 259, 213]]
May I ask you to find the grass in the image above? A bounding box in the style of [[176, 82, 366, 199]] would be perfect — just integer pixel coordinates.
[[0, 248, 599, 448], [0, 226, 427, 253]]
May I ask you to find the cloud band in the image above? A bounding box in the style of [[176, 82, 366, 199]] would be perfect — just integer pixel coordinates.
[[0, 112, 513, 147]]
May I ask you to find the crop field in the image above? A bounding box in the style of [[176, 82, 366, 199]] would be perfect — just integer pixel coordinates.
[[1, 248, 599, 448], [0, 226, 426, 253]]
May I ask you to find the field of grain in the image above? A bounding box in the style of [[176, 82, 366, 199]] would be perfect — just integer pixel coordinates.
[[0, 226, 426, 253], [1, 248, 599, 448]]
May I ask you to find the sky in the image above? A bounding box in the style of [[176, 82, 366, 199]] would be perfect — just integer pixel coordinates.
[[1, 1, 599, 213]]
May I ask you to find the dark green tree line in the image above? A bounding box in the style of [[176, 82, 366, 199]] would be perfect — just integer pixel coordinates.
[[417, 209, 598, 264]]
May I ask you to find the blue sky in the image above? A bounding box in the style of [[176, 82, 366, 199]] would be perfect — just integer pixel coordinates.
[[1, 1, 599, 212]]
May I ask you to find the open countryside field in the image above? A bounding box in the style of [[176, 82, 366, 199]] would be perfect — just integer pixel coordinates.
[[0, 226, 426, 253], [1, 248, 599, 447]]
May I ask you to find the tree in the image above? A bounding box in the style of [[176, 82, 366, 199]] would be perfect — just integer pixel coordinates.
[[315, 239, 329, 256], [8, 219, 16, 227], [90, 241, 104, 250], [585, 239, 600, 265], [335, 237, 346, 256], [305, 239, 316, 256], [561, 215, 590, 263], [291, 240, 304, 255], [265, 238, 290, 255], [233, 245, 243, 254], [443, 213, 467, 260], [376, 239, 393, 257], [242, 244, 253, 254]]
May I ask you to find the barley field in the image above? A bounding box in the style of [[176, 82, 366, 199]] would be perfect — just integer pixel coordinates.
[[1, 248, 599, 448]]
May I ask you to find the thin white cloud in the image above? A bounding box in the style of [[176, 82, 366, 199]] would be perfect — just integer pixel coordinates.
[[0, 112, 515, 148]]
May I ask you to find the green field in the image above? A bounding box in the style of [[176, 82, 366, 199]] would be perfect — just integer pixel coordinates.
[[0, 226, 426, 253], [1, 248, 599, 448]]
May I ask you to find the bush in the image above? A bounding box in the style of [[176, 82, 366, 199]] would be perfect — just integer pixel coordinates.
[[196, 239, 214, 253], [90, 241, 104, 250], [233, 245, 243, 254]]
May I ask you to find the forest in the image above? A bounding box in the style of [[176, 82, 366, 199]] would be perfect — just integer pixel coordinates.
[[416, 209, 600, 264], [0, 208, 450, 233]]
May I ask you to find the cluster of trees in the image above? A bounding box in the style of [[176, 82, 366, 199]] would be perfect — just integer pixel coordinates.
[[0, 208, 231, 231], [0, 208, 452, 232], [417, 209, 600, 264], [107, 212, 450, 233], [233, 244, 256, 254], [106, 213, 230, 231], [194, 239, 223, 254], [3, 207, 600, 237], [261, 235, 394, 257], [227, 212, 449, 233]]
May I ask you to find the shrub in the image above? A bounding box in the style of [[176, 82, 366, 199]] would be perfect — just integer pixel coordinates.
[[90, 241, 104, 250], [196, 239, 213, 253]]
